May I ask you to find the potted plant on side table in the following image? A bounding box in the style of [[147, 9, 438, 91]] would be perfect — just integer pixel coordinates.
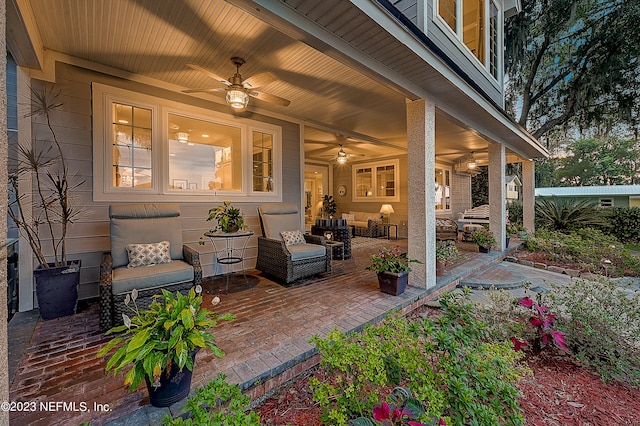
[[366, 246, 421, 295], [436, 240, 459, 276], [207, 200, 246, 233], [97, 285, 235, 407], [472, 228, 496, 253], [8, 87, 85, 320]]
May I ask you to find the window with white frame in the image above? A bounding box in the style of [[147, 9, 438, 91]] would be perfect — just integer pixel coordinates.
[[352, 159, 400, 202], [93, 83, 282, 202], [435, 0, 502, 81], [435, 165, 451, 211]]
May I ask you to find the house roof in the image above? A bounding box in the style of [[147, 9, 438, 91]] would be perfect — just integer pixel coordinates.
[[505, 175, 522, 186], [535, 185, 640, 197], [7, 0, 547, 163]]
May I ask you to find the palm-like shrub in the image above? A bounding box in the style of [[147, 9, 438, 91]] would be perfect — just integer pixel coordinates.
[[535, 197, 603, 232]]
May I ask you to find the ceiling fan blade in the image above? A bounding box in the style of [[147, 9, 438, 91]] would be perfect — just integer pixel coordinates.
[[182, 88, 226, 94], [186, 64, 231, 86], [243, 72, 278, 89], [248, 90, 291, 107]]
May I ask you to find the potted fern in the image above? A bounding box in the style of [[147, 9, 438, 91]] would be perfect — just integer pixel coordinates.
[[8, 87, 84, 319], [97, 285, 235, 407]]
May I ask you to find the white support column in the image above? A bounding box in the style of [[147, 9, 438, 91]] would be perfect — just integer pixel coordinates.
[[522, 159, 535, 233], [407, 98, 436, 289], [488, 143, 506, 251]]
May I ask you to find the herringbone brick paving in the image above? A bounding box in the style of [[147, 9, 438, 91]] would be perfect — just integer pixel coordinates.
[[9, 238, 514, 425]]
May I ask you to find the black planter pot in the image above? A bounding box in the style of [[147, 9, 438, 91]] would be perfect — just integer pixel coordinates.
[[34, 260, 81, 320], [377, 271, 408, 296], [478, 246, 491, 253], [145, 349, 199, 407]]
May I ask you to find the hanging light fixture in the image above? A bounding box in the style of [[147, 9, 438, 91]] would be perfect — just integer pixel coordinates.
[[176, 132, 190, 144], [467, 152, 479, 169], [226, 89, 249, 109], [336, 144, 348, 164]]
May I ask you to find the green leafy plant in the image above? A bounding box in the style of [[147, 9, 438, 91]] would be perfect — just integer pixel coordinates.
[[163, 373, 260, 425], [310, 291, 528, 425], [97, 286, 235, 392], [471, 228, 496, 249], [367, 246, 422, 274], [535, 197, 604, 232], [549, 278, 640, 386], [207, 201, 246, 233], [435, 241, 459, 264]]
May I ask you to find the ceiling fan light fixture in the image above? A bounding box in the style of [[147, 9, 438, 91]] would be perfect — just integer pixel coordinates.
[[467, 152, 478, 169], [226, 89, 249, 109], [336, 155, 348, 165]]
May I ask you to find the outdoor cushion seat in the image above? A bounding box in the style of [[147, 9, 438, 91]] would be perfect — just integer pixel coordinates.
[[100, 203, 202, 331], [111, 260, 195, 295], [286, 243, 327, 260], [257, 203, 331, 284]]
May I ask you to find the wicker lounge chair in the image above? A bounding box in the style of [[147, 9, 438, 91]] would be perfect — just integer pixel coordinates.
[[99, 203, 202, 331], [257, 203, 331, 284]]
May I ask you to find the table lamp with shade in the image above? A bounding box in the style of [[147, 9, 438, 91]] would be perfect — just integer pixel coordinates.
[[379, 204, 395, 224]]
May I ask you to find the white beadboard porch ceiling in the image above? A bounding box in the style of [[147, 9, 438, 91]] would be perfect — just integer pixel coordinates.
[[16, 0, 526, 164]]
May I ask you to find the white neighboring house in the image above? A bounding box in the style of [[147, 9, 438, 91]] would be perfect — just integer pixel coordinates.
[[506, 175, 522, 202]]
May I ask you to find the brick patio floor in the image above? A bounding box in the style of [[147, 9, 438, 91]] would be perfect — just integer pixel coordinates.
[[8, 238, 516, 425]]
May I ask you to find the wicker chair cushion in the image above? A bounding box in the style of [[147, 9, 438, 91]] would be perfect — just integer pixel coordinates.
[[126, 241, 171, 268], [110, 204, 184, 268], [259, 203, 300, 239], [111, 260, 194, 295], [286, 243, 327, 260], [281, 230, 306, 246]]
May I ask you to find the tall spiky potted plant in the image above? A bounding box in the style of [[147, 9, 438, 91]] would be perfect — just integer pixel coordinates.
[[8, 86, 85, 319]]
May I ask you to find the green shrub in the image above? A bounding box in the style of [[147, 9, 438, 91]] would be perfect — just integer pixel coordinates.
[[524, 228, 640, 277], [549, 279, 640, 386], [508, 200, 523, 225], [163, 374, 260, 425], [309, 291, 528, 425], [601, 207, 640, 244], [535, 197, 604, 231]]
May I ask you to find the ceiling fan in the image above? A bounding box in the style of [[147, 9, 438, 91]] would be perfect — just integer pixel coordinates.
[[330, 143, 365, 164], [183, 57, 291, 109]]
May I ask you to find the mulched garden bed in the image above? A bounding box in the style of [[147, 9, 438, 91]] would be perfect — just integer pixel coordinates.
[[255, 305, 640, 425]]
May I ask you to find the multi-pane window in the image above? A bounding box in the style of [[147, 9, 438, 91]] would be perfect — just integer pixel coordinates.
[[167, 114, 242, 192], [489, 0, 499, 79], [112, 104, 152, 188], [436, 0, 501, 81], [93, 83, 282, 202], [252, 131, 274, 192], [353, 160, 399, 202], [463, 0, 484, 63], [435, 166, 451, 211]]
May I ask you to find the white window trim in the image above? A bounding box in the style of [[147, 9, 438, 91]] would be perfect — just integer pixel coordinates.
[[435, 163, 452, 213], [433, 0, 503, 88], [92, 83, 282, 203], [351, 159, 400, 203]]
